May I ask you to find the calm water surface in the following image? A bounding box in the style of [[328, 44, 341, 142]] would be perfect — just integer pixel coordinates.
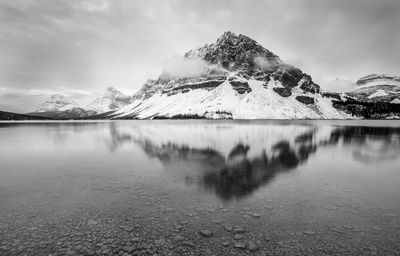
[[0, 120, 400, 256]]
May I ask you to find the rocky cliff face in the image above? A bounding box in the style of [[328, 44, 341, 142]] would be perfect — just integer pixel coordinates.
[[185, 31, 282, 73], [113, 31, 345, 119]]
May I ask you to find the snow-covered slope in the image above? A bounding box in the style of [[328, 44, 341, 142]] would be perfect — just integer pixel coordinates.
[[114, 78, 347, 119], [86, 87, 131, 114], [348, 74, 400, 103], [34, 94, 78, 112], [112, 31, 349, 119]]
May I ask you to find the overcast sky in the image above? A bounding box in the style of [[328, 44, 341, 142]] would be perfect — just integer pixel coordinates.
[[0, 0, 399, 112]]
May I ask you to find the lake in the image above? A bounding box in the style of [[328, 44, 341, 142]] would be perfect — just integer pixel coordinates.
[[0, 120, 400, 255]]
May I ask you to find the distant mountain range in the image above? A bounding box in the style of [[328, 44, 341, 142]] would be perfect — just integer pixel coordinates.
[[1, 32, 400, 120], [26, 87, 131, 119]]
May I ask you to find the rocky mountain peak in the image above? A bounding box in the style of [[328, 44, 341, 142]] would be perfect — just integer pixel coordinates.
[[130, 31, 321, 106], [215, 31, 267, 52], [185, 31, 282, 73], [215, 31, 251, 46], [181, 31, 320, 93]]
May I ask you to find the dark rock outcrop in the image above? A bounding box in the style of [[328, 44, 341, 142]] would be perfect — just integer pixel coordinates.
[[170, 80, 226, 94], [299, 74, 320, 94], [296, 96, 315, 105], [273, 87, 292, 97], [322, 92, 342, 101], [228, 78, 252, 94]]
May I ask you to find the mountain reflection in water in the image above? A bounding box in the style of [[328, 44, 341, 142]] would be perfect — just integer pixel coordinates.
[[100, 122, 400, 201], [1, 121, 399, 201]]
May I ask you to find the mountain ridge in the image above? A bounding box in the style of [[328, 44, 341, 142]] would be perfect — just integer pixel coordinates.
[[110, 31, 344, 119]]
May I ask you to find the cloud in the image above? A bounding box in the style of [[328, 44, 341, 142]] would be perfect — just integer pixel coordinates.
[[78, 0, 110, 13], [253, 56, 276, 71], [319, 78, 356, 93], [160, 56, 211, 80], [0, 0, 399, 110]]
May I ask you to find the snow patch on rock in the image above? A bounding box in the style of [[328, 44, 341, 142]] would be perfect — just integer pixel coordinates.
[[367, 89, 389, 99]]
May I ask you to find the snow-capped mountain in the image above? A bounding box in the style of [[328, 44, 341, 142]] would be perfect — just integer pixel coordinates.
[[34, 94, 78, 112], [86, 87, 131, 114], [29, 87, 131, 119], [111, 31, 349, 119], [31, 94, 96, 119], [348, 74, 400, 104]]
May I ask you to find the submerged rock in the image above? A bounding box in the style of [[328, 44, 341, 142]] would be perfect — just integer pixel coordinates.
[[222, 241, 230, 247], [223, 224, 233, 232], [234, 234, 242, 240], [182, 241, 195, 247], [233, 228, 246, 234], [234, 242, 246, 249], [248, 241, 259, 251], [199, 229, 213, 237], [303, 230, 316, 235]]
